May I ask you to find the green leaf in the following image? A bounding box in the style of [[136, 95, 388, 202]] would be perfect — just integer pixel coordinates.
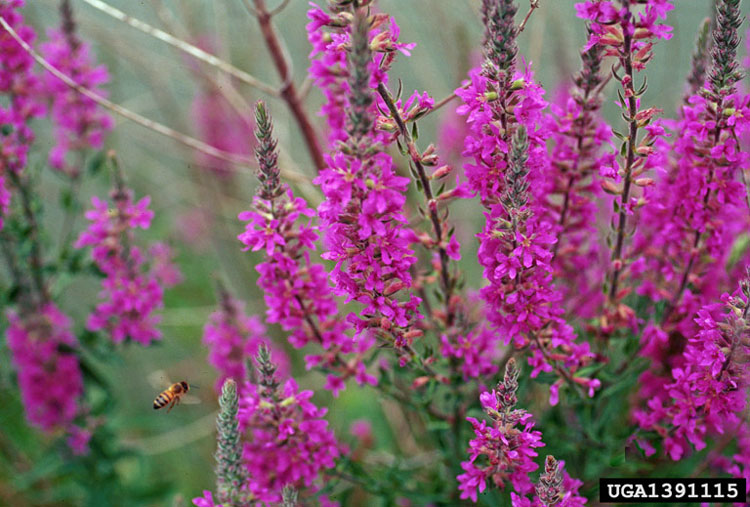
[[609, 450, 626, 467], [86, 151, 107, 176], [426, 420, 450, 431]]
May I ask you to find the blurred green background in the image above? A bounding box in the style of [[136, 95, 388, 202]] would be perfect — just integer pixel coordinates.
[[3, 0, 749, 504]]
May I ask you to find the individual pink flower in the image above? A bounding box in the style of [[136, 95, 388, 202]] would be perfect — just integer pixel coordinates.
[[192, 490, 217, 507]]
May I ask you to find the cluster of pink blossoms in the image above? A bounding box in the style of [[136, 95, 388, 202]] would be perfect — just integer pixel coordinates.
[[239, 101, 370, 395], [75, 186, 178, 345], [203, 289, 288, 392], [632, 89, 750, 424], [575, 0, 672, 332], [0, 0, 44, 229], [238, 189, 343, 351], [236, 351, 340, 503], [457, 0, 598, 404], [440, 293, 501, 380], [458, 360, 585, 505], [511, 457, 587, 507], [307, 3, 423, 361], [540, 39, 612, 318], [6, 303, 86, 449], [635, 276, 750, 463], [575, 0, 674, 54], [39, 26, 113, 175], [625, 0, 750, 469]]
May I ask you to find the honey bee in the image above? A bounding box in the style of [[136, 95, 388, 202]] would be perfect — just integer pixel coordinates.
[[153, 381, 191, 412]]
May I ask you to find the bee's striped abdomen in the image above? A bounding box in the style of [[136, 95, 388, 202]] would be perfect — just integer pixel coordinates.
[[153, 391, 173, 410]]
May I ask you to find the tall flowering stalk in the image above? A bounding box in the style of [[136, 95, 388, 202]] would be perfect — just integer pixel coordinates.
[[631, 0, 749, 444], [238, 101, 369, 395], [457, 0, 547, 208], [458, 0, 598, 404], [683, 17, 713, 102], [39, 0, 112, 175], [6, 303, 86, 450], [575, 0, 673, 330], [376, 83, 465, 327], [309, 2, 422, 364], [457, 359, 585, 504], [237, 345, 340, 503], [194, 378, 251, 507], [0, 0, 44, 229], [632, 0, 746, 321], [75, 156, 178, 345], [542, 33, 611, 317]]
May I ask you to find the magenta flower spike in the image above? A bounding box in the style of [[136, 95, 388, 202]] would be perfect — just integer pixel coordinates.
[[39, 0, 112, 176]]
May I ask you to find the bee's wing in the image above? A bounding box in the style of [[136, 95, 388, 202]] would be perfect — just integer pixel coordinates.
[[147, 370, 171, 389], [181, 394, 202, 405]]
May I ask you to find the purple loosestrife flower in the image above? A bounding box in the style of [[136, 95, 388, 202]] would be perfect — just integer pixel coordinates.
[[191, 491, 218, 507], [633, 0, 748, 319], [237, 345, 340, 503], [457, 359, 544, 501], [636, 271, 750, 462], [456, 0, 548, 209], [75, 174, 177, 345], [510, 457, 587, 507], [457, 0, 598, 403], [630, 0, 750, 444], [684, 18, 713, 102], [541, 35, 611, 318], [203, 285, 288, 392], [238, 101, 365, 395], [440, 293, 502, 380], [476, 125, 598, 403], [308, 3, 421, 362], [39, 1, 112, 175], [575, 0, 673, 328], [6, 303, 85, 447], [0, 0, 44, 229], [307, 3, 414, 145]]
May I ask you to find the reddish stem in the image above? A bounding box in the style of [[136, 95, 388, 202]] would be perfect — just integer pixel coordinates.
[[607, 4, 638, 306], [253, 0, 326, 173]]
